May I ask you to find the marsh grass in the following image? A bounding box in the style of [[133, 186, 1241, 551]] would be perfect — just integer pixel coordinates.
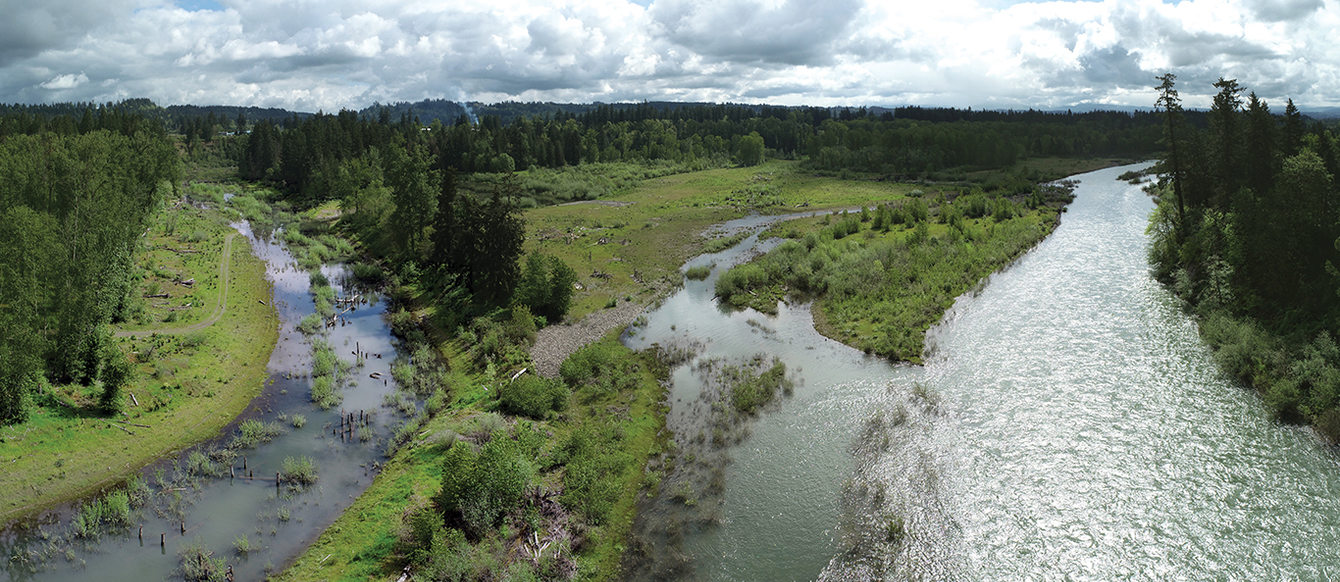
[[684, 264, 713, 281]]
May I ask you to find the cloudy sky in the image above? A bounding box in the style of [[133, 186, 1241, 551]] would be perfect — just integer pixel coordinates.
[[2, 0, 1335, 112]]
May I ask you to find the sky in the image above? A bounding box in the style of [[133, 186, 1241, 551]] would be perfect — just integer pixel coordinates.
[[1, 0, 1336, 112]]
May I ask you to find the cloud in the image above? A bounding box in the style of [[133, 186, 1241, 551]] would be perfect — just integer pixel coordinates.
[[40, 73, 89, 90], [0, 0, 1338, 111]]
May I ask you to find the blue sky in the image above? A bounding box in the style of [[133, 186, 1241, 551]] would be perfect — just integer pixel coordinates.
[[1, 0, 1333, 112]]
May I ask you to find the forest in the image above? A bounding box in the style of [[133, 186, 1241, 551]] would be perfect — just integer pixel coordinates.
[[0, 106, 178, 424], [1150, 73, 1340, 439]]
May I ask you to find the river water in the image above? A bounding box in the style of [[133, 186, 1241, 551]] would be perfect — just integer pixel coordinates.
[[1, 221, 411, 581], [629, 164, 1340, 580]]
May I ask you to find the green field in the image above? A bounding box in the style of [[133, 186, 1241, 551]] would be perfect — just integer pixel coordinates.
[[524, 160, 925, 321]]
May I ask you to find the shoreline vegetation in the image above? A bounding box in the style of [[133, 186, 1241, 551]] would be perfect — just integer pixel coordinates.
[[1150, 74, 1340, 443], [0, 195, 279, 523]]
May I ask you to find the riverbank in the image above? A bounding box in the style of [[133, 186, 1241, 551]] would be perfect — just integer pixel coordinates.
[[0, 198, 278, 523]]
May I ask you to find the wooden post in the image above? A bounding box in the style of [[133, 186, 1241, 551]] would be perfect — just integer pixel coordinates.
[[276, 472, 281, 491], [138, 526, 143, 540], [180, 521, 186, 535], [161, 532, 165, 547], [243, 456, 247, 470]]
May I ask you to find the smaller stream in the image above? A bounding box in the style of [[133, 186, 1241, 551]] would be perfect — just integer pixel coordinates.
[[2, 221, 415, 581]]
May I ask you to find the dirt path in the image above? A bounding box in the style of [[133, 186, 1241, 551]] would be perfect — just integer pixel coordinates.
[[531, 299, 649, 377], [115, 231, 237, 338]]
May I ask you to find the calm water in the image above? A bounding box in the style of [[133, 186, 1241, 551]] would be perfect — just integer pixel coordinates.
[[2, 221, 412, 581], [630, 165, 1340, 581]]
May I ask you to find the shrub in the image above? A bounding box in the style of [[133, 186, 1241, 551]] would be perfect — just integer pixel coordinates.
[[498, 374, 569, 419], [233, 418, 284, 449], [179, 541, 227, 582], [730, 361, 791, 415], [684, 264, 712, 281], [350, 262, 385, 284], [560, 342, 621, 387], [281, 456, 319, 487], [435, 434, 534, 539]]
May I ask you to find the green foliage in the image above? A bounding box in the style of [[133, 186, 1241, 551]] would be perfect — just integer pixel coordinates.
[[717, 199, 1059, 360], [737, 132, 766, 166], [281, 455, 319, 487], [684, 264, 713, 281], [0, 129, 177, 423], [435, 433, 534, 539], [498, 374, 569, 419], [178, 540, 227, 582], [560, 341, 624, 387], [728, 360, 792, 415], [558, 425, 628, 525], [1153, 75, 1340, 439], [232, 418, 285, 449], [99, 345, 133, 414], [513, 253, 577, 323]]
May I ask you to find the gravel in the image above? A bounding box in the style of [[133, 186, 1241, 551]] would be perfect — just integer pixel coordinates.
[[530, 300, 649, 377]]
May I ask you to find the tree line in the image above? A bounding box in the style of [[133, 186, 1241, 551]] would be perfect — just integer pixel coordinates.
[[1151, 73, 1340, 439], [0, 109, 179, 424]]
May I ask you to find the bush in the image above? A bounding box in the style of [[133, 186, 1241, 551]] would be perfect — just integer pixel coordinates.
[[730, 361, 791, 415], [281, 456, 319, 487], [99, 345, 133, 414], [684, 264, 713, 281], [435, 434, 534, 539], [233, 418, 284, 449], [514, 253, 577, 323], [498, 374, 569, 419], [179, 541, 227, 582], [558, 425, 627, 525], [350, 262, 385, 284], [560, 342, 621, 387]]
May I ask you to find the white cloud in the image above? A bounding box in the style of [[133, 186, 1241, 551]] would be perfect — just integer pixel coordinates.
[[0, 0, 1338, 111], [40, 73, 89, 90]]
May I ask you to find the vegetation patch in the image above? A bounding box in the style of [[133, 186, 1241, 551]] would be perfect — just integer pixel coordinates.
[[715, 185, 1073, 362]]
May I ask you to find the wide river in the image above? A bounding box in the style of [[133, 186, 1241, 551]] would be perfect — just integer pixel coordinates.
[[628, 164, 1340, 580]]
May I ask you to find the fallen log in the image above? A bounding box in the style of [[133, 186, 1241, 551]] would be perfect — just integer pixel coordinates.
[[143, 293, 170, 299]]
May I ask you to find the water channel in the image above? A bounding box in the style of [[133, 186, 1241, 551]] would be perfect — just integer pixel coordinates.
[[628, 164, 1340, 580], [2, 220, 412, 581]]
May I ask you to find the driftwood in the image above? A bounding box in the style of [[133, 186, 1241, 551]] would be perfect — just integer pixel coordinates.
[[113, 419, 150, 428], [178, 278, 196, 286], [130, 393, 139, 407], [110, 423, 134, 435]]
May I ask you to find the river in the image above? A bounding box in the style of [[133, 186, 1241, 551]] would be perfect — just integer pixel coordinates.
[[1, 221, 413, 581], [627, 164, 1340, 580]]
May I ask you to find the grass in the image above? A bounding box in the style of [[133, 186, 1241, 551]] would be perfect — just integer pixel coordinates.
[[0, 196, 279, 523], [684, 264, 713, 281], [523, 160, 922, 321], [716, 186, 1072, 362]]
